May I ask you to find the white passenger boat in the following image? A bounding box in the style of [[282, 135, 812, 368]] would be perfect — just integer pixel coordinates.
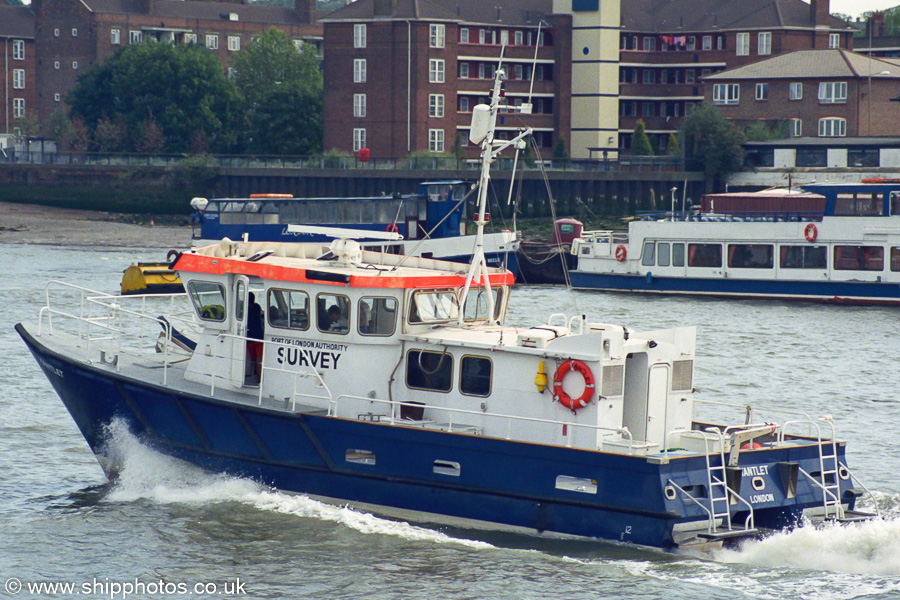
[[569, 183, 900, 305], [16, 70, 875, 551]]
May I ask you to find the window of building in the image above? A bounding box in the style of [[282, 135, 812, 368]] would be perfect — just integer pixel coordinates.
[[12, 69, 24, 90], [642, 36, 656, 51], [185, 33, 197, 44], [429, 58, 445, 83], [829, 33, 840, 48], [430, 24, 445, 48], [460, 356, 492, 397], [459, 62, 469, 78], [717, 35, 725, 50], [755, 82, 768, 100], [819, 81, 847, 103], [477, 63, 486, 79], [429, 129, 445, 152], [728, 244, 774, 268], [660, 70, 668, 84], [687, 36, 696, 50], [353, 58, 366, 83], [130, 30, 142, 44], [686, 69, 695, 83], [111, 28, 120, 44], [642, 102, 654, 117], [713, 83, 739, 105], [460, 27, 469, 43], [353, 128, 366, 151], [227, 67, 235, 79], [780, 245, 826, 269], [358, 297, 397, 336], [54, 61, 60, 70], [228, 36, 240, 51], [267, 289, 310, 330], [54, 93, 60, 102], [791, 118, 802, 137], [353, 93, 366, 117], [72, 28, 78, 37], [758, 32, 771, 55], [515, 30, 523, 45], [479, 29, 487, 44], [688, 243, 722, 267], [206, 34, 218, 49], [459, 97, 470, 112], [406, 349, 453, 393], [72, 61, 78, 70], [848, 148, 880, 167], [736, 32, 749, 55], [12, 39, 25, 60], [353, 23, 366, 48], [818, 117, 846, 137], [834, 246, 884, 271], [701, 68, 712, 77], [429, 94, 444, 118], [702, 35, 712, 50], [789, 82, 802, 100], [12, 98, 24, 118], [54, 28, 60, 37], [642, 69, 656, 84], [514, 64, 523, 80], [316, 293, 351, 334]]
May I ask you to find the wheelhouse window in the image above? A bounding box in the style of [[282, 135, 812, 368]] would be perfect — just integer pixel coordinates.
[[267, 289, 310, 330], [672, 243, 685, 267], [317, 293, 351, 333], [728, 244, 773, 269], [409, 289, 459, 324], [657, 242, 671, 266], [688, 244, 722, 268], [834, 194, 882, 216], [406, 349, 453, 392], [780, 245, 826, 269], [358, 297, 397, 336], [641, 241, 655, 266], [463, 287, 503, 321], [834, 246, 884, 271], [460, 356, 492, 397], [188, 281, 227, 322]]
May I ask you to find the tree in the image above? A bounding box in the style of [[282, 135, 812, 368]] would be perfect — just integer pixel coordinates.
[[666, 132, 681, 156], [680, 103, 745, 191], [68, 42, 241, 153], [92, 116, 127, 152], [552, 135, 569, 165], [232, 29, 323, 155], [631, 119, 654, 156]]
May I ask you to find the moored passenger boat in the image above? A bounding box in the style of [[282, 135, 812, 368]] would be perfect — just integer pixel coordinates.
[[16, 70, 875, 550], [569, 183, 900, 305]]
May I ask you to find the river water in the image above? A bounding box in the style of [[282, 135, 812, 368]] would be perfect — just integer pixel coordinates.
[[2, 243, 899, 600]]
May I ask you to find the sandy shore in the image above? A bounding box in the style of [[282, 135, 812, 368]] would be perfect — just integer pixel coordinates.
[[0, 202, 194, 249]]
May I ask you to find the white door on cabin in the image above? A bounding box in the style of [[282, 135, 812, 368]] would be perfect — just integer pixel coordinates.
[[230, 275, 250, 386], [646, 364, 669, 446]]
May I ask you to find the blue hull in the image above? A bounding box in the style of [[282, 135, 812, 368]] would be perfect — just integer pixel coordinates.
[[18, 324, 853, 549], [570, 271, 900, 305]]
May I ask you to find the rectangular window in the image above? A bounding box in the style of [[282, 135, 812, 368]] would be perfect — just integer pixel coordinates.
[[755, 82, 768, 100], [12, 69, 24, 90], [72, 28, 78, 37], [406, 349, 453, 392], [228, 36, 240, 51], [789, 82, 803, 100], [429, 59, 445, 83], [460, 356, 492, 397], [500, 30, 509, 46], [642, 36, 656, 51], [758, 32, 771, 55], [459, 62, 469, 78], [429, 94, 444, 118], [72, 61, 78, 70], [713, 83, 739, 105], [834, 246, 884, 271], [130, 30, 142, 44], [429, 129, 444, 152], [736, 32, 749, 55], [514, 64, 523, 80], [316, 293, 350, 334], [353, 58, 367, 83], [267, 289, 310, 330], [791, 118, 802, 137], [54, 61, 60, 69], [353, 93, 366, 117], [642, 70, 655, 84], [478, 63, 486, 79], [658, 243, 671, 267], [686, 69, 695, 83], [12, 39, 25, 60], [410, 289, 458, 323], [460, 28, 469, 44], [891, 247, 900, 272], [641, 241, 655, 266], [185, 33, 197, 44], [459, 97, 470, 112], [829, 33, 840, 48], [54, 93, 60, 102], [515, 30, 523, 45], [206, 34, 218, 50], [358, 297, 397, 336], [111, 28, 120, 45], [780, 245, 826, 269], [728, 244, 774, 268], [353, 128, 366, 152], [660, 70, 668, 84], [353, 23, 366, 48], [479, 29, 487, 44], [345, 449, 375, 465], [673, 243, 686, 267], [430, 24, 445, 48], [188, 281, 227, 322], [688, 243, 722, 268], [12, 98, 24, 118], [717, 35, 724, 50], [818, 117, 846, 137], [819, 81, 847, 103], [702, 35, 712, 50], [641, 102, 654, 117], [687, 36, 696, 50]]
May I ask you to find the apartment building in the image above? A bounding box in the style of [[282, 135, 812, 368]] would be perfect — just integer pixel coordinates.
[[1, 5, 36, 142]]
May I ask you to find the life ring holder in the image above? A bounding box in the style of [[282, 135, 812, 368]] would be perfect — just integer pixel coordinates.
[[615, 245, 627, 262], [553, 360, 595, 411], [804, 223, 817, 243]]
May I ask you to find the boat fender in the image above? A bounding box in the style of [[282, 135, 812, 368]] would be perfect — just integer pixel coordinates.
[[553, 360, 595, 411], [386, 223, 400, 234], [804, 223, 817, 243], [615, 245, 627, 262]]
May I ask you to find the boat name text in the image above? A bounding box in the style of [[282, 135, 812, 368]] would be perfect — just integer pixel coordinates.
[[741, 465, 769, 477], [749, 493, 775, 504], [39, 358, 64, 379]]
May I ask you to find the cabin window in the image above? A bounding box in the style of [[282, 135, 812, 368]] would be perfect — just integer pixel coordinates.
[[317, 293, 351, 333], [460, 356, 492, 397], [463, 287, 503, 321], [641, 242, 655, 266], [891, 192, 900, 216], [235, 281, 246, 321], [188, 281, 227, 322], [780, 245, 827, 269], [727, 244, 773, 269], [834, 195, 882, 216], [672, 243, 685, 267], [406, 349, 453, 393], [834, 246, 884, 271], [358, 296, 398, 336], [409, 289, 459, 323], [267, 289, 310, 330], [687, 244, 722, 268], [657, 243, 671, 267], [891, 248, 900, 272]]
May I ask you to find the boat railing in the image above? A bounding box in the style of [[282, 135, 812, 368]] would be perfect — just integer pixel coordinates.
[[331, 394, 634, 450], [635, 210, 823, 223], [694, 398, 829, 439], [577, 230, 629, 245]]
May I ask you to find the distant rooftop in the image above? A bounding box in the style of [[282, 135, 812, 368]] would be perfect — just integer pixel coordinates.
[[321, 0, 551, 26], [83, 0, 310, 25], [705, 48, 900, 80], [0, 5, 36, 38]]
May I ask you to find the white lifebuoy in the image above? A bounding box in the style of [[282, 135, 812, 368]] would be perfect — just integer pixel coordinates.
[[615, 245, 627, 262]]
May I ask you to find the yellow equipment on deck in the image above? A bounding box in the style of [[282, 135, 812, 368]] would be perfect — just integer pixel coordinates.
[[121, 262, 183, 295]]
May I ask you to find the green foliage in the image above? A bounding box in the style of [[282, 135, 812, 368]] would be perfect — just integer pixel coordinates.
[[171, 154, 221, 197], [68, 42, 240, 153], [552, 136, 569, 164], [232, 29, 323, 155], [680, 103, 745, 190], [631, 119, 654, 156], [317, 148, 353, 169], [743, 120, 791, 142], [666, 132, 681, 156], [92, 116, 127, 152]]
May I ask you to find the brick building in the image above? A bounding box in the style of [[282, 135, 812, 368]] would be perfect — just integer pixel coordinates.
[[29, 0, 321, 125], [704, 49, 900, 138], [0, 5, 36, 141]]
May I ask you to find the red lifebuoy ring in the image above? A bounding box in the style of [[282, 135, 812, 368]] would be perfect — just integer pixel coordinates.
[[804, 223, 817, 243], [553, 360, 595, 411], [386, 223, 399, 234], [615, 245, 627, 262]]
